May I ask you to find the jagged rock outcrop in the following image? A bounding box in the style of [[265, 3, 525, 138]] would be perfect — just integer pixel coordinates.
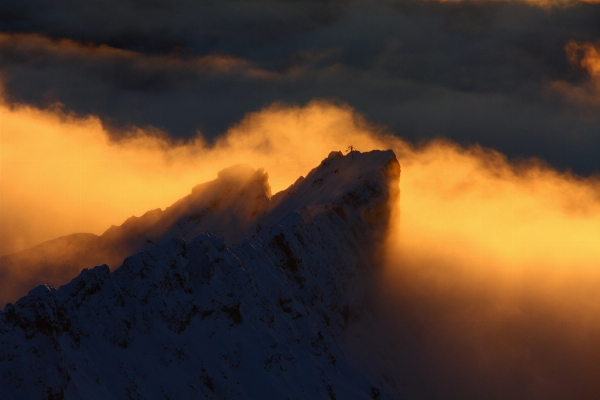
[[0, 164, 272, 306], [0, 150, 400, 399]]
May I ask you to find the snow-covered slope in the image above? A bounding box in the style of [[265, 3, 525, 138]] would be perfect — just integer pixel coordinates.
[[0, 164, 272, 306], [0, 150, 400, 399]]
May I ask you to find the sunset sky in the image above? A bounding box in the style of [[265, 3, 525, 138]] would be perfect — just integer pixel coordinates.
[[2, 0, 600, 255], [3, 1, 600, 256], [4, 2, 600, 396], [2, 1, 600, 167]]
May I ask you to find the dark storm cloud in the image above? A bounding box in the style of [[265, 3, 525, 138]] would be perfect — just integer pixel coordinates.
[[2, 0, 600, 173], [0, 32, 279, 137], [0, 0, 345, 56]]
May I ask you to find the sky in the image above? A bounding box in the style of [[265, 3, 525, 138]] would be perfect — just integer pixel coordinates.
[[2, 0, 600, 172], [2, 0, 600, 253], [4, 1, 600, 397]]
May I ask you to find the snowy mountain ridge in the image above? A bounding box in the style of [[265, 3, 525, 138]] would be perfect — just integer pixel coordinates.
[[0, 163, 273, 305], [0, 150, 400, 399]]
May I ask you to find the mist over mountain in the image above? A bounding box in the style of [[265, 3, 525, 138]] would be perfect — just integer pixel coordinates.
[[5, 1, 600, 397], [3, 1, 600, 174], [0, 163, 272, 306], [0, 150, 401, 399]]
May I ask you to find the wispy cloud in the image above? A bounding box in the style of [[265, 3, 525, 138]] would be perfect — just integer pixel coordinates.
[[4, 95, 600, 396], [551, 40, 600, 106]]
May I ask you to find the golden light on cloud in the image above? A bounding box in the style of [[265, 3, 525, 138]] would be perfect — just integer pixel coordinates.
[[395, 140, 600, 269], [551, 40, 600, 105], [382, 139, 600, 397], [0, 97, 384, 256], [566, 40, 600, 77], [4, 93, 600, 394], [4, 93, 600, 267], [1, 101, 201, 255]]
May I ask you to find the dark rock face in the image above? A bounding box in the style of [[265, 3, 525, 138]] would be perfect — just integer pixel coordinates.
[[0, 150, 401, 399], [0, 164, 272, 306]]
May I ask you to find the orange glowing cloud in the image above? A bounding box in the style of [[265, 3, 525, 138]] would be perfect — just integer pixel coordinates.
[[393, 140, 600, 270], [0, 97, 387, 256], [565, 40, 600, 77], [4, 92, 600, 269], [381, 140, 600, 398], [550, 40, 600, 105], [5, 91, 600, 395]]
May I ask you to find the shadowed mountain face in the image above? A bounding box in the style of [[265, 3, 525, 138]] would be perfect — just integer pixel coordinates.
[[0, 151, 400, 308], [0, 164, 272, 306], [0, 150, 400, 399]]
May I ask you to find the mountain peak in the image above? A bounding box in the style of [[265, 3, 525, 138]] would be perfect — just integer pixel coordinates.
[[0, 149, 401, 398], [217, 163, 255, 179], [192, 163, 271, 198], [0, 150, 398, 304]]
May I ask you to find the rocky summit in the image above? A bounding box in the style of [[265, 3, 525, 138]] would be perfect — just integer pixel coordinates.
[[0, 150, 400, 399]]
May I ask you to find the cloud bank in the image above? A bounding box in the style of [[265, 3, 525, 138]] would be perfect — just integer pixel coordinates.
[[0, 96, 384, 255], [3, 1, 600, 174], [381, 144, 600, 397], [5, 94, 600, 263], [3, 2, 600, 395], [551, 40, 600, 106], [4, 93, 600, 396]]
